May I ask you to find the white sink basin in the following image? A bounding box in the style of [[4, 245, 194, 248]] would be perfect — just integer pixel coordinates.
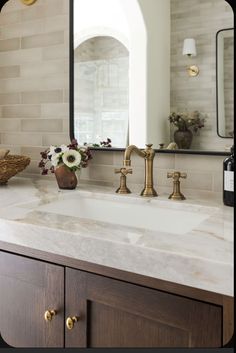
[[36, 194, 211, 235]]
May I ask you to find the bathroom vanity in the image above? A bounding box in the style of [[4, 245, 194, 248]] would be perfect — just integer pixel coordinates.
[[0, 178, 233, 348]]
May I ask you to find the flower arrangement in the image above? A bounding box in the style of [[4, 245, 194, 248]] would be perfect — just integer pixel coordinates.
[[169, 111, 205, 132], [39, 139, 92, 175]]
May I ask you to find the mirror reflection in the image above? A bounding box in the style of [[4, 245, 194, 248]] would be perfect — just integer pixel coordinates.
[[72, 0, 234, 151], [217, 28, 234, 138], [74, 37, 129, 147]]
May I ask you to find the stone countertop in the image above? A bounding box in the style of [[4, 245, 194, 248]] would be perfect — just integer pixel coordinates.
[[0, 177, 233, 297]]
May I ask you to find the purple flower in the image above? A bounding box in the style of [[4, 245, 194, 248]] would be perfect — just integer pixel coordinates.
[[40, 151, 48, 159], [38, 160, 45, 168], [42, 168, 48, 175]]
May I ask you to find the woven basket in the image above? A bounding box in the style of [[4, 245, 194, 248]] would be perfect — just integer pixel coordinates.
[[0, 155, 31, 185]]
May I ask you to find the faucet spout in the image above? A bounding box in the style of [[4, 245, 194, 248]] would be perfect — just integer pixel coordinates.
[[123, 145, 146, 166]]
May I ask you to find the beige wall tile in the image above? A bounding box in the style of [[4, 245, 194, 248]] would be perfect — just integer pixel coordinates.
[[175, 154, 224, 172], [1, 132, 42, 146], [62, 119, 69, 133], [0, 19, 44, 40], [44, 15, 69, 33], [20, 160, 41, 175], [83, 165, 115, 183], [21, 90, 63, 104], [41, 103, 69, 118], [0, 118, 21, 131], [0, 93, 20, 105], [42, 133, 70, 147], [21, 146, 45, 160], [2, 105, 40, 118], [0, 38, 20, 52], [20, 5, 45, 22], [180, 171, 213, 191], [0, 78, 43, 94], [0, 65, 20, 79], [0, 9, 21, 25], [21, 119, 63, 132], [63, 89, 69, 103], [90, 151, 114, 166], [44, 0, 65, 16], [156, 154, 175, 169], [21, 31, 64, 49], [20, 60, 65, 78], [113, 151, 124, 166], [212, 172, 223, 193], [0, 47, 42, 66], [42, 44, 69, 60]]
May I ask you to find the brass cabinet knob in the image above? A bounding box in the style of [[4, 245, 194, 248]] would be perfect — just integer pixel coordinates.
[[44, 310, 56, 322], [66, 316, 79, 330]]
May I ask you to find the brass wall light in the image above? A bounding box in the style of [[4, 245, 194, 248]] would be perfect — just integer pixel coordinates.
[[21, 0, 37, 5], [183, 38, 199, 77]]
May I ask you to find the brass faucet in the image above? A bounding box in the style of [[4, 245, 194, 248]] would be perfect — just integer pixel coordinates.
[[115, 167, 132, 194], [123, 144, 158, 197], [167, 171, 187, 200]]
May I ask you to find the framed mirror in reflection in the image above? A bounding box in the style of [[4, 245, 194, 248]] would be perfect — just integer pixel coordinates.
[[71, 0, 234, 154], [216, 28, 234, 139]]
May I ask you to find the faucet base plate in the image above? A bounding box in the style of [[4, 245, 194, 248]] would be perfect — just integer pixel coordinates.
[[116, 187, 131, 194], [141, 188, 158, 197]]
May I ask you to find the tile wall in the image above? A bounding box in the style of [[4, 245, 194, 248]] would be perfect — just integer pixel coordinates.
[[0, 0, 70, 174]]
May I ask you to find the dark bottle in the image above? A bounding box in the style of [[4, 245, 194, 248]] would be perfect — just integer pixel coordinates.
[[223, 145, 234, 207]]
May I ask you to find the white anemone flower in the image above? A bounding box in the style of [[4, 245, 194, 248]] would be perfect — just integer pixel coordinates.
[[48, 144, 69, 158], [60, 144, 69, 153], [51, 154, 60, 167], [48, 145, 57, 157], [62, 150, 81, 168]]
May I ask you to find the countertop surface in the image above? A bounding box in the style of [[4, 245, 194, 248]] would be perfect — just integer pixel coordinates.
[[0, 177, 233, 297]]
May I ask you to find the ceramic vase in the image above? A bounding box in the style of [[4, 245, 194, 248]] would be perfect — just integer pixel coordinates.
[[54, 165, 78, 190], [174, 129, 193, 149]]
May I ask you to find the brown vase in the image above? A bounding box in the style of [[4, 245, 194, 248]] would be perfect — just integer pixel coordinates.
[[54, 165, 78, 190], [174, 129, 193, 149]]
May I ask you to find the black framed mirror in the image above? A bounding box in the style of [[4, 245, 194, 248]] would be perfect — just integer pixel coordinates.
[[70, 0, 234, 156], [216, 28, 234, 139]]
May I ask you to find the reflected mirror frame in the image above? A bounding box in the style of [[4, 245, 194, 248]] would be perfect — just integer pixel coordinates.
[[70, 0, 233, 155], [0, 0, 9, 12], [216, 27, 234, 139]]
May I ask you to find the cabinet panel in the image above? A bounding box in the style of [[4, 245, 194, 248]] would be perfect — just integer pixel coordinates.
[[65, 268, 222, 348], [0, 251, 64, 348]]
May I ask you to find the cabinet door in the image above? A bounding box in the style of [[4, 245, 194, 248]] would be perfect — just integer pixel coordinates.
[[0, 251, 64, 348], [65, 268, 222, 348]]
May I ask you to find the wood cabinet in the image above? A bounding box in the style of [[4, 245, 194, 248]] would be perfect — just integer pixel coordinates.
[[0, 252, 64, 348], [65, 268, 222, 348], [0, 250, 233, 348]]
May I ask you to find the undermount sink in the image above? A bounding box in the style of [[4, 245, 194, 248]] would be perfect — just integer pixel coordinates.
[[35, 193, 212, 235]]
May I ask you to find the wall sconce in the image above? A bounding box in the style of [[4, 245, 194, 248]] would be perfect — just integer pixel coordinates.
[[21, 0, 37, 5], [183, 38, 199, 77]]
